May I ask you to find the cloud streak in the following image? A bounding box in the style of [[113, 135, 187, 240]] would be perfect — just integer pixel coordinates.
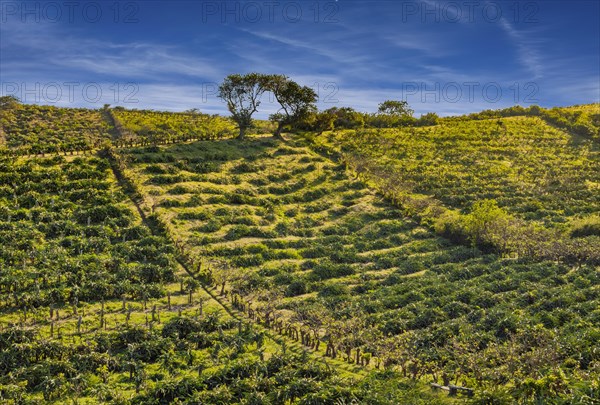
[[498, 17, 544, 79]]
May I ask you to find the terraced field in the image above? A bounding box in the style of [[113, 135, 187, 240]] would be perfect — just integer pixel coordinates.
[[123, 137, 600, 403], [0, 102, 598, 403], [0, 151, 444, 404]]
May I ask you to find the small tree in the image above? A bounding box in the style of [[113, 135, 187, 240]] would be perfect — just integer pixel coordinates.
[[417, 112, 439, 126], [183, 277, 200, 304], [312, 110, 337, 134], [218, 73, 269, 139], [326, 107, 365, 129], [378, 100, 413, 117], [265, 75, 318, 140], [463, 199, 512, 251]]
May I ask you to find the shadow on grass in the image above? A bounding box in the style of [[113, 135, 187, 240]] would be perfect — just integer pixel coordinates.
[[122, 136, 284, 175]]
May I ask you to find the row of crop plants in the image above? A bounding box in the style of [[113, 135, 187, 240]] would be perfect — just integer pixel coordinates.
[[123, 139, 600, 403]]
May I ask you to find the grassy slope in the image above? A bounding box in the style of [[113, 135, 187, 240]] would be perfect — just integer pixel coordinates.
[[0, 153, 450, 403], [0, 105, 111, 153], [0, 105, 453, 403], [124, 138, 462, 299], [319, 116, 599, 227], [123, 135, 599, 402], [1, 104, 599, 403]]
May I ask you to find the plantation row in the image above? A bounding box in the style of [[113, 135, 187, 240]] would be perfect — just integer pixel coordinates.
[[123, 139, 600, 403], [0, 103, 240, 156], [3, 310, 422, 404], [0, 105, 112, 154], [310, 116, 600, 263], [0, 156, 178, 310], [110, 109, 237, 146], [0, 153, 445, 404]]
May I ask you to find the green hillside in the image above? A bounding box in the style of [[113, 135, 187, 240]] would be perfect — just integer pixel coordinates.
[[120, 136, 599, 403], [312, 107, 600, 264], [326, 116, 598, 224], [0, 101, 598, 404], [0, 104, 111, 154], [0, 153, 440, 404], [110, 109, 236, 146]]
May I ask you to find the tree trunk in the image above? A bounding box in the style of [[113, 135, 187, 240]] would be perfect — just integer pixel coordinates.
[[274, 123, 285, 141], [237, 127, 246, 140]]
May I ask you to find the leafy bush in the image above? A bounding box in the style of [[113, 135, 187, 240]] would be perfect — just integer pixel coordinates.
[[318, 284, 349, 297]]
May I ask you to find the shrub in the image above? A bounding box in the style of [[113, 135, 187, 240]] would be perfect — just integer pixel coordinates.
[[285, 280, 308, 297], [310, 260, 355, 280], [192, 162, 220, 173], [144, 164, 168, 174], [198, 218, 222, 232], [168, 185, 193, 195], [148, 174, 187, 185], [162, 316, 207, 339], [318, 284, 349, 297]]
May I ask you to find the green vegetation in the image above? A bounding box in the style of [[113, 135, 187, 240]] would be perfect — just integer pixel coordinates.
[[0, 155, 176, 402], [312, 112, 599, 263], [0, 98, 598, 403], [456, 104, 600, 141], [111, 108, 236, 146], [1, 153, 436, 404], [0, 103, 110, 154], [218, 73, 318, 140], [123, 135, 599, 404]]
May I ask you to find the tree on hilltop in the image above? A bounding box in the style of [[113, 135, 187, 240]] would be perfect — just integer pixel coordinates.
[[218, 73, 269, 140], [265, 75, 318, 140], [378, 100, 413, 117]]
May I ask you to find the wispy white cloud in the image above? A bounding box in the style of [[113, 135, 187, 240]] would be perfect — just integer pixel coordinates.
[[236, 28, 371, 66], [1, 19, 223, 81], [498, 17, 544, 79]]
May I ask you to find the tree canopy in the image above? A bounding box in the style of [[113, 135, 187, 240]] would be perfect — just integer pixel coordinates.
[[377, 100, 413, 117], [218, 73, 318, 140], [264, 74, 318, 139], [218, 73, 269, 139]]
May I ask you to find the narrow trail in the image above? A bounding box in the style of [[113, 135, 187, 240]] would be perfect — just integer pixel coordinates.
[[101, 109, 122, 142]]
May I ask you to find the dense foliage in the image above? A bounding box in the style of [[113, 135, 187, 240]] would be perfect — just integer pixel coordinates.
[[311, 114, 600, 263], [3, 312, 434, 404], [0, 156, 176, 310]]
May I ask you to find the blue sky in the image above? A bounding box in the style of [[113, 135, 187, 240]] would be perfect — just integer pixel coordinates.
[[1, 0, 599, 117]]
